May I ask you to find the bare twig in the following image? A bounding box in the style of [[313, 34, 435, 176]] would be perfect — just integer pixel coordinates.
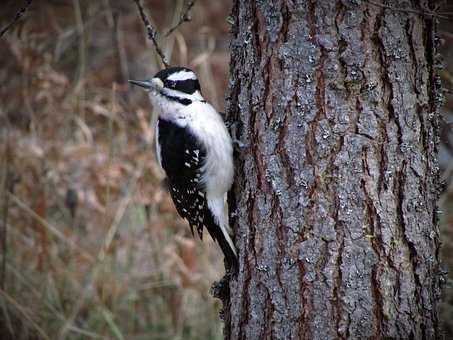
[[0, 0, 33, 38], [365, 0, 450, 19], [132, 0, 169, 68], [165, 0, 197, 37], [72, 0, 86, 93]]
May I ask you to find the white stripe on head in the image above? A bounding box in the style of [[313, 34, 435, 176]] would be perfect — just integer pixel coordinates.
[[162, 88, 204, 101], [167, 70, 197, 81]]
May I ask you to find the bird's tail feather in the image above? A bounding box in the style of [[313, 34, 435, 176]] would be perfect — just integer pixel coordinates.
[[204, 207, 237, 270], [216, 228, 238, 270]]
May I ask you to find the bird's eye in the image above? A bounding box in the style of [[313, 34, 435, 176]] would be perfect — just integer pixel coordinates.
[[167, 80, 177, 88]]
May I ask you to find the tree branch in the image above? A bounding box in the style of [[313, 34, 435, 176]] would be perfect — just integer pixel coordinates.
[[0, 0, 33, 38], [165, 0, 197, 37], [132, 0, 169, 68]]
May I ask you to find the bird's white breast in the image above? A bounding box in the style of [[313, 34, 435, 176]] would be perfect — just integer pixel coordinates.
[[183, 101, 234, 196]]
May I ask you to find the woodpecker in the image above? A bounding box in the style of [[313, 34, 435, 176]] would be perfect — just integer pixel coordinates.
[[129, 67, 237, 269]]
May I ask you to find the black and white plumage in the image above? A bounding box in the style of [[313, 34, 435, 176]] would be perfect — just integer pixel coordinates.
[[129, 67, 237, 268]]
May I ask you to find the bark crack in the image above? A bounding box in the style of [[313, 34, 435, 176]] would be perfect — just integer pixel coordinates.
[[395, 161, 423, 327], [332, 135, 347, 340], [361, 147, 384, 338]]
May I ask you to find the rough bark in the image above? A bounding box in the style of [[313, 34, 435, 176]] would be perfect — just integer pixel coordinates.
[[224, 1, 443, 339]]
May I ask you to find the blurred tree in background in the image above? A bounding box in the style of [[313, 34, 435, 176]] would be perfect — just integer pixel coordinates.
[[0, 0, 452, 339]]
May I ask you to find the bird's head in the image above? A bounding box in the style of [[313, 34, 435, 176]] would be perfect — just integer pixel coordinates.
[[129, 67, 203, 107]]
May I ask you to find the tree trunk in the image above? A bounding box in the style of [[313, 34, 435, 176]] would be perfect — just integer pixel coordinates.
[[224, 1, 443, 339]]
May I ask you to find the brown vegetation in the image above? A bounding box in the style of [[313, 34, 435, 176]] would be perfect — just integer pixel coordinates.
[[0, 1, 230, 339]]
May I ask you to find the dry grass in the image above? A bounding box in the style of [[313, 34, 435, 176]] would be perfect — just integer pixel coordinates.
[[0, 1, 230, 339]]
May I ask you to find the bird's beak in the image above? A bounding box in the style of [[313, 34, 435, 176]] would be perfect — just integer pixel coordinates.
[[128, 79, 153, 89], [128, 78, 164, 92]]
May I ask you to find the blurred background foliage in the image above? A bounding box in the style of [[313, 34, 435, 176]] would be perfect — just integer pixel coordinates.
[[0, 1, 452, 339], [0, 1, 230, 339]]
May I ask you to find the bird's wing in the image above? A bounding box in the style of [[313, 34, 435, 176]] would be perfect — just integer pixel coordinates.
[[157, 118, 207, 239], [157, 117, 237, 267]]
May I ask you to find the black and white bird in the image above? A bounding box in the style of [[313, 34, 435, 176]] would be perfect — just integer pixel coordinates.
[[129, 67, 237, 268]]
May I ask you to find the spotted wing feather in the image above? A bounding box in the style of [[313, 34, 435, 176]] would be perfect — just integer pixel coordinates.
[[157, 118, 208, 239]]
